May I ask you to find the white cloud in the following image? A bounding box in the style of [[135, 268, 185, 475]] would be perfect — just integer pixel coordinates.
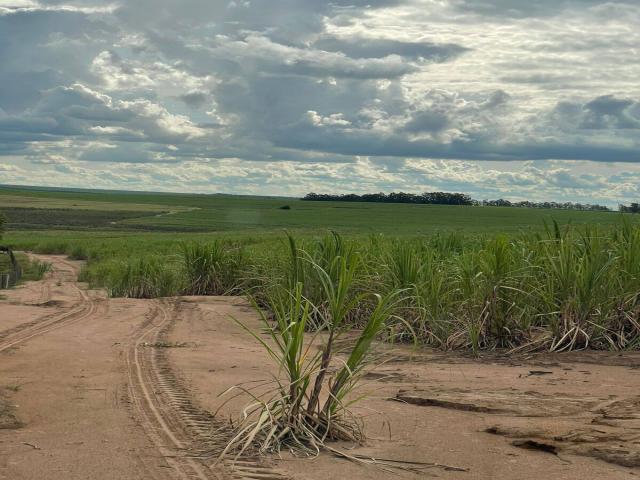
[[0, 0, 640, 202]]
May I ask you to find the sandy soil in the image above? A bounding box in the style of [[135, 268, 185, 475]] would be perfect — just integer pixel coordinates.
[[1, 256, 639, 479], [166, 297, 640, 479]]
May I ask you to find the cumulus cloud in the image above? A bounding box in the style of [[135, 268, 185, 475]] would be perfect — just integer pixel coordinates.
[[0, 0, 640, 201]]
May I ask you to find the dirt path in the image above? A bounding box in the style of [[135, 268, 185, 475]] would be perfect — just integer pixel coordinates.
[[0, 256, 230, 480], [1, 256, 639, 479]]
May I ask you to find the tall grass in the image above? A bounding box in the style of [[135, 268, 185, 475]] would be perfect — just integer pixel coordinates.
[[11, 220, 640, 352], [16, 255, 52, 282], [181, 241, 246, 295], [84, 257, 182, 298]]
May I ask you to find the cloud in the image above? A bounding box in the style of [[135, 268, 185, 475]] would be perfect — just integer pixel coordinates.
[[177, 91, 209, 108], [549, 95, 640, 131], [449, 0, 636, 18], [200, 34, 421, 80], [313, 36, 469, 61], [0, 83, 207, 156], [0, 0, 639, 202], [582, 95, 640, 129]]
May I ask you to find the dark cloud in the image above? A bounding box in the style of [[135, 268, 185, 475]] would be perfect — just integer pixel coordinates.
[[313, 36, 469, 61], [582, 95, 640, 129], [404, 111, 450, 133], [177, 91, 209, 108], [0, 69, 63, 114], [481, 90, 511, 108], [551, 95, 640, 131], [450, 0, 635, 18], [275, 126, 640, 162]]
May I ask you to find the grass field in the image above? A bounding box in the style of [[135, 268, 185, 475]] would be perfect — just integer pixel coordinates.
[[0, 185, 627, 234], [2, 185, 640, 353]]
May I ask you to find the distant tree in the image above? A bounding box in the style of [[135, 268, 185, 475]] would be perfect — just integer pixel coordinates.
[[302, 192, 611, 211], [301, 191, 474, 206], [0, 213, 5, 240], [620, 202, 640, 213]]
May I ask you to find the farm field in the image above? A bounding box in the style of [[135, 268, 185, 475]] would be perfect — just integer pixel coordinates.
[[2, 184, 640, 352], [0, 184, 627, 234], [0, 254, 638, 480], [2, 186, 640, 479], [2, 0, 639, 477]]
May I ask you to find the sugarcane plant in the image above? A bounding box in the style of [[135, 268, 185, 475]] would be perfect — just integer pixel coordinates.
[[219, 240, 402, 458]]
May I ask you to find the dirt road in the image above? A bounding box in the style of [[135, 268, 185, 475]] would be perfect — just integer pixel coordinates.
[[1, 256, 639, 479]]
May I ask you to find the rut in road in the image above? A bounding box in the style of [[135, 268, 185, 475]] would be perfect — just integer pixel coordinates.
[[1, 254, 289, 479], [126, 299, 289, 480], [0, 257, 100, 353]]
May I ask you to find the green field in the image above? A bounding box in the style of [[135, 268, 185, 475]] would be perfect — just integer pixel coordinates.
[[2, 185, 640, 353], [0, 185, 628, 235]]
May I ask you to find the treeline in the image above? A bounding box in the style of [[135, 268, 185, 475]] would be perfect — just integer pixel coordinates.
[[302, 192, 612, 211], [619, 203, 640, 213], [479, 199, 611, 211], [302, 192, 473, 205]]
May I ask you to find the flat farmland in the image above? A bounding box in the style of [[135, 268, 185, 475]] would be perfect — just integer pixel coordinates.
[[0, 185, 627, 234]]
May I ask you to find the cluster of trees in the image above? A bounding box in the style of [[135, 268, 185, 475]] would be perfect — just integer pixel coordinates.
[[479, 199, 611, 211], [302, 192, 473, 205], [619, 203, 640, 213], [303, 192, 613, 211]]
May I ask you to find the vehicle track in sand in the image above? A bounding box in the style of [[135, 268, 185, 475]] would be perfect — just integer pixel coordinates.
[[125, 299, 288, 480], [3, 254, 637, 480], [2, 254, 288, 479], [0, 257, 99, 354]]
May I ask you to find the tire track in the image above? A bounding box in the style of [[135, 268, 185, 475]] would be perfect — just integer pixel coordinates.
[[35, 276, 51, 305], [23, 254, 77, 306], [126, 300, 216, 480], [3, 255, 288, 479], [0, 259, 98, 354], [126, 300, 288, 480]]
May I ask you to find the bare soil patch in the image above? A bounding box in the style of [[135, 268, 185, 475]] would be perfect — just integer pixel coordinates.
[[165, 297, 640, 480]]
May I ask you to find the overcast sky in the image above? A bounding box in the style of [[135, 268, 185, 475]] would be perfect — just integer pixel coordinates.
[[1, 0, 639, 204]]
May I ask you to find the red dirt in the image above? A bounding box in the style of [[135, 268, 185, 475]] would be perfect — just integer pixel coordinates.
[[1, 255, 639, 479]]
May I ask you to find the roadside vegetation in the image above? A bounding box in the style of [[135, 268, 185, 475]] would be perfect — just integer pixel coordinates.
[[18, 254, 51, 282], [0, 251, 50, 284], [5, 219, 640, 353]]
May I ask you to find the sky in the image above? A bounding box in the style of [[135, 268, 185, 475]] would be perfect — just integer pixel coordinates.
[[1, 0, 639, 205]]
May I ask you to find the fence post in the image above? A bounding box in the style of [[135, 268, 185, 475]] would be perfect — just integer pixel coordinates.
[[1, 247, 21, 288]]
